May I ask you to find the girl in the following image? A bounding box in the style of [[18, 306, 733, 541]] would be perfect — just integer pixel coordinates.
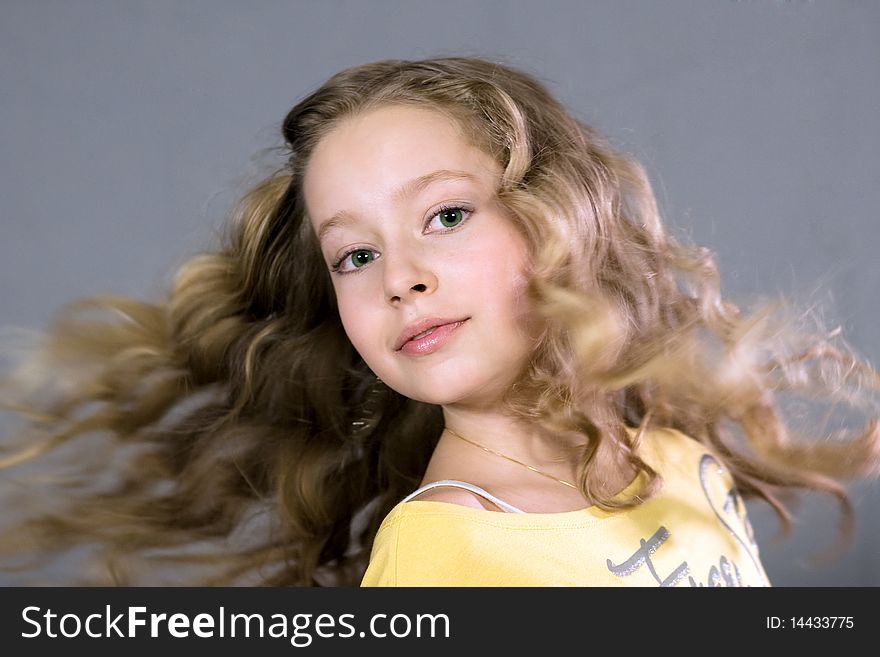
[[1, 57, 878, 586]]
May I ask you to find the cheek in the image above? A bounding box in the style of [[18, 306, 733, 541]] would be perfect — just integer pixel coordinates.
[[339, 304, 366, 346], [482, 234, 531, 312], [335, 292, 376, 355], [494, 239, 542, 344], [336, 293, 404, 385]]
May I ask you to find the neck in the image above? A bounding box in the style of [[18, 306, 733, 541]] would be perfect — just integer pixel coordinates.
[[439, 404, 586, 473]]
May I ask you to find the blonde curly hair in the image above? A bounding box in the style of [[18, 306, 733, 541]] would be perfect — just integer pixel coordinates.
[[2, 56, 878, 585]]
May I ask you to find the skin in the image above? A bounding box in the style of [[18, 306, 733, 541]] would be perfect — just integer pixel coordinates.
[[303, 104, 621, 512]]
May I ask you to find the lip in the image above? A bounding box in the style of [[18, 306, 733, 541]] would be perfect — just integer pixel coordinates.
[[394, 317, 469, 353]]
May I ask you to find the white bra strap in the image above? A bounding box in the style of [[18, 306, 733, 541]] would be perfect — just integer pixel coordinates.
[[402, 479, 525, 513]]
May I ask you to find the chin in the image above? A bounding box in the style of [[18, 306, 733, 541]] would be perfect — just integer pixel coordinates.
[[384, 379, 473, 406], [396, 389, 466, 406], [412, 382, 508, 408], [381, 356, 522, 406]]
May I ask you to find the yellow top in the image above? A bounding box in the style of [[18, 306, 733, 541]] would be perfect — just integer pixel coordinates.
[[361, 427, 770, 587]]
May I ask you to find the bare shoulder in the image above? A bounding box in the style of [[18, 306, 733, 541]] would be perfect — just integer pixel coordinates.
[[406, 486, 503, 512]]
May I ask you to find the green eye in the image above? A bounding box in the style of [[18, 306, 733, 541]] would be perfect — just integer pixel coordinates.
[[427, 205, 472, 233], [438, 207, 465, 228], [331, 248, 377, 275], [351, 250, 374, 268]]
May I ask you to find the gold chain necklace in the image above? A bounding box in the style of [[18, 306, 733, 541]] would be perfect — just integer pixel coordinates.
[[444, 426, 578, 489]]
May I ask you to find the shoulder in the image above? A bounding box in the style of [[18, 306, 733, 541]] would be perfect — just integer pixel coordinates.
[[639, 426, 741, 498], [360, 493, 499, 586], [406, 485, 502, 511], [639, 426, 715, 469]]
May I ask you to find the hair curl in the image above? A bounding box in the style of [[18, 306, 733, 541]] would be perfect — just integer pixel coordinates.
[[2, 56, 879, 585]]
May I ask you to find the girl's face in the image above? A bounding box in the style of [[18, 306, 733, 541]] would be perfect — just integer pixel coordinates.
[[303, 104, 537, 407]]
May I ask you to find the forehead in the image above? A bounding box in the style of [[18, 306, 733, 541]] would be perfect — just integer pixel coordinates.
[[302, 105, 499, 226]]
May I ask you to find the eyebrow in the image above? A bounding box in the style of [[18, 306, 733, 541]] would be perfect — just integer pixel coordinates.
[[316, 169, 480, 243]]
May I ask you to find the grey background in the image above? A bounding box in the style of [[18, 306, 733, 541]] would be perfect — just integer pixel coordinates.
[[1, 0, 878, 585]]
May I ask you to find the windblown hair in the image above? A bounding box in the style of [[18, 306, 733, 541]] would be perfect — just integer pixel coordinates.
[[2, 57, 879, 585]]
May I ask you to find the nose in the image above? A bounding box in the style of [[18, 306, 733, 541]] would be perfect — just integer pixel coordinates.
[[383, 250, 437, 304]]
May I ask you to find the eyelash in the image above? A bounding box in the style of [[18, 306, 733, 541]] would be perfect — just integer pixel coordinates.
[[330, 204, 474, 275]]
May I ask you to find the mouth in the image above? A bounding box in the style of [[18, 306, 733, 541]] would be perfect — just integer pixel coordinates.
[[395, 318, 469, 356]]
